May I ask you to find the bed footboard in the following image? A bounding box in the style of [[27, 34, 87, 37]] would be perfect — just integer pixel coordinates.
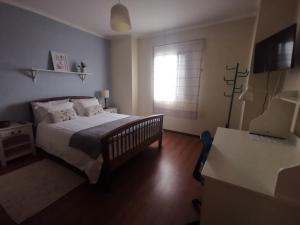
[[101, 114, 164, 173]]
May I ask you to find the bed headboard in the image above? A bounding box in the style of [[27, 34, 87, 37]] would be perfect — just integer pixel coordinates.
[[29, 96, 93, 123], [30, 96, 93, 103]]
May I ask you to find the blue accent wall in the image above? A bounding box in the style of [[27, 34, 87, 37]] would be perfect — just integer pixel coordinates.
[[0, 3, 111, 121]]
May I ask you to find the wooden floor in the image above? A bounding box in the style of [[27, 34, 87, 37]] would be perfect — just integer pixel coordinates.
[[0, 131, 202, 225]]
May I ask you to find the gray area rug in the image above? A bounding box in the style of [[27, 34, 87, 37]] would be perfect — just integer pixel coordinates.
[[0, 159, 85, 224]]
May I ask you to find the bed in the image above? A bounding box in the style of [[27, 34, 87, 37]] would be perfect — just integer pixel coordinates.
[[31, 96, 164, 185]]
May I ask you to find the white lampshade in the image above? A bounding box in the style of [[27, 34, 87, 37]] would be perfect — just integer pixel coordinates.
[[101, 89, 110, 98], [110, 3, 131, 32]]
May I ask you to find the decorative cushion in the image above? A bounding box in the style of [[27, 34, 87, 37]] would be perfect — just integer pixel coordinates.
[[71, 98, 101, 116], [31, 99, 69, 124], [84, 105, 104, 116], [49, 108, 77, 123]]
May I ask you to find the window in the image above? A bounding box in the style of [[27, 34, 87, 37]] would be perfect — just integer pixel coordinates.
[[153, 40, 204, 119]]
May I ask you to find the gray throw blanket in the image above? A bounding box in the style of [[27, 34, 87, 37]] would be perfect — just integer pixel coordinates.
[[69, 116, 143, 159]]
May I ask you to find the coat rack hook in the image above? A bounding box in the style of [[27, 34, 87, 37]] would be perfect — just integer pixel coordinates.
[[224, 92, 232, 98], [224, 76, 234, 82], [226, 65, 237, 71], [234, 89, 243, 94], [234, 84, 243, 90], [223, 62, 247, 128], [239, 69, 249, 74], [226, 81, 234, 85]]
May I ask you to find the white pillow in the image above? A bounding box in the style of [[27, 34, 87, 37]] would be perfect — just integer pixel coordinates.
[[84, 105, 104, 116], [41, 102, 76, 123], [49, 108, 77, 123], [31, 99, 69, 124], [71, 98, 101, 116], [42, 102, 74, 112]]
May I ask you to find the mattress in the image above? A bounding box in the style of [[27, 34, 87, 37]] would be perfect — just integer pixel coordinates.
[[36, 112, 129, 184]]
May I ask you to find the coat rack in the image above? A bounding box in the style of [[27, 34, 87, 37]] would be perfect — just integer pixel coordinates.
[[224, 63, 249, 128]]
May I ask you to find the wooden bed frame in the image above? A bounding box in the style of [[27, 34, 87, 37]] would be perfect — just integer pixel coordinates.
[[30, 96, 164, 185]]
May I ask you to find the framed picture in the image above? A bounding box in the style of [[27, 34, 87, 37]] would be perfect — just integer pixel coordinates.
[[51, 51, 70, 72]]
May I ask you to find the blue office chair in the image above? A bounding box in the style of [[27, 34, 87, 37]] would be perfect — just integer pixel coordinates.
[[187, 130, 213, 225], [193, 131, 213, 184]]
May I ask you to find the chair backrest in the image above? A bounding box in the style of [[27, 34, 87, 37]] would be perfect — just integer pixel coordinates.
[[200, 131, 213, 163], [193, 130, 213, 185]]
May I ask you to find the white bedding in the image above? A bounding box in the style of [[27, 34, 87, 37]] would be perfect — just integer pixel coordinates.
[[36, 112, 129, 184]]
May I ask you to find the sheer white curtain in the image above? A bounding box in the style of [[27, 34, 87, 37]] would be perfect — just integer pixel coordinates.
[[153, 40, 204, 119]]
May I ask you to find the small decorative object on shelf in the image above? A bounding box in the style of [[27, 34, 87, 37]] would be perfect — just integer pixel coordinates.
[[51, 51, 70, 72], [104, 107, 118, 113], [0, 122, 36, 167], [100, 89, 110, 109], [80, 62, 87, 73], [77, 62, 88, 73]]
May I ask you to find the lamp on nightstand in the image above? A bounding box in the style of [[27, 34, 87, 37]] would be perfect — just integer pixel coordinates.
[[101, 89, 110, 109]]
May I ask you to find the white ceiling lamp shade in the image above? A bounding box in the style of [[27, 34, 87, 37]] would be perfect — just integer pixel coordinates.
[[110, 2, 131, 32]]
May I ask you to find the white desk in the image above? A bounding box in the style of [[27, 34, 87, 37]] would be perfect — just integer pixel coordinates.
[[203, 127, 300, 198], [201, 127, 300, 225]]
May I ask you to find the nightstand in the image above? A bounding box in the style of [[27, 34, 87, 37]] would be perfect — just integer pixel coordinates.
[[104, 107, 118, 113], [0, 122, 36, 167]]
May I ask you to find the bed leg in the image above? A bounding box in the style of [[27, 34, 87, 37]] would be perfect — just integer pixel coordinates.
[[158, 135, 163, 149], [104, 171, 112, 191], [100, 167, 112, 191]]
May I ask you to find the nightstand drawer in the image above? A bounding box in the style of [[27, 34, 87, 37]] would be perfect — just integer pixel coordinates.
[[0, 126, 31, 138], [5, 144, 32, 160], [2, 134, 30, 149], [0, 123, 35, 167]]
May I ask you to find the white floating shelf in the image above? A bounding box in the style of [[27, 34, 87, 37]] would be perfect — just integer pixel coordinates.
[[276, 91, 300, 133], [30, 68, 92, 82], [277, 91, 300, 105], [280, 96, 300, 105]]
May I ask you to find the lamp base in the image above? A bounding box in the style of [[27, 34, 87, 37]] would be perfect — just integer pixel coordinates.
[[104, 98, 108, 109]]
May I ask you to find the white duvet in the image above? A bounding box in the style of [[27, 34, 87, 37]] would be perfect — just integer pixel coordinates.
[[36, 112, 129, 184]]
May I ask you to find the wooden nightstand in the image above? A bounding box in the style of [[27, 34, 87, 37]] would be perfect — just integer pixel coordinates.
[[104, 107, 118, 113], [0, 122, 36, 167]]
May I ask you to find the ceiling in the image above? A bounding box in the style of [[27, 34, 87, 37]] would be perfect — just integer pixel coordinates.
[[2, 0, 258, 39]]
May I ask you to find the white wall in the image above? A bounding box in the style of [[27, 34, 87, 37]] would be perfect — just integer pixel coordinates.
[[242, 0, 300, 130], [137, 18, 255, 135], [131, 38, 139, 115], [110, 37, 139, 115], [110, 37, 133, 114], [282, 1, 300, 136], [282, 1, 300, 91]]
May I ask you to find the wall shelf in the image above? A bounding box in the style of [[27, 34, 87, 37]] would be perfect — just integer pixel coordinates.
[[279, 96, 300, 105], [276, 91, 300, 133], [277, 91, 300, 104], [30, 68, 91, 82]]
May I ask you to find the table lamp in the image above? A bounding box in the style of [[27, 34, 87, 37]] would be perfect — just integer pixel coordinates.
[[101, 89, 110, 109]]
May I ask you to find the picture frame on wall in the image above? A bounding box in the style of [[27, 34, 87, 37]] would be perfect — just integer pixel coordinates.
[[51, 51, 70, 72]]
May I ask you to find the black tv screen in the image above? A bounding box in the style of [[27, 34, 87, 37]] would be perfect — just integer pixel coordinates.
[[253, 24, 297, 74]]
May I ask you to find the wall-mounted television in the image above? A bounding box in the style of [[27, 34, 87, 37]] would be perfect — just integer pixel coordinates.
[[253, 24, 297, 74]]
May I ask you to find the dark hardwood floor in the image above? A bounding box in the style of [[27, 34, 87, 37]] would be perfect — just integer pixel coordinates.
[[0, 131, 202, 225]]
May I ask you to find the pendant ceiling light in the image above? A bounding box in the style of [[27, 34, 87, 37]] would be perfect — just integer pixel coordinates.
[[110, 1, 131, 32]]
